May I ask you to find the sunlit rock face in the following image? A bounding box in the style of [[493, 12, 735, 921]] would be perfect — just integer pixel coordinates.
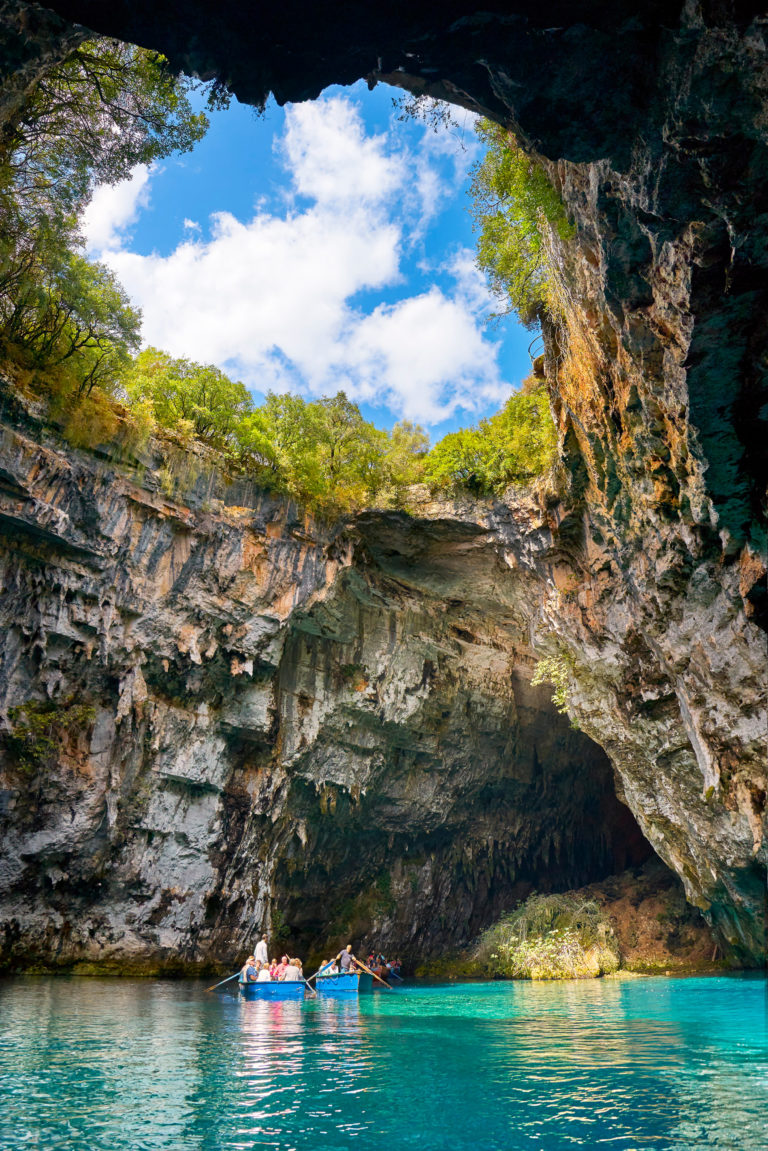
[[0, 417, 651, 970], [0, 1, 765, 963]]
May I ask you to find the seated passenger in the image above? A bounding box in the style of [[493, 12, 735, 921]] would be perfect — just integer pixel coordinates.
[[275, 954, 289, 979], [282, 958, 302, 981], [256, 963, 272, 982], [269, 959, 279, 979], [240, 955, 258, 982]]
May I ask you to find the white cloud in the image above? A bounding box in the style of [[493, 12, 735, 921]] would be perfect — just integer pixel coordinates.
[[81, 165, 151, 254], [87, 94, 511, 426], [334, 288, 509, 423], [108, 204, 400, 370], [281, 97, 403, 207]]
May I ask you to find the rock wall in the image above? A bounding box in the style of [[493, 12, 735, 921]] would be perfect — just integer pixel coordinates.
[[0, 412, 652, 970], [0, 405, 761, 969]]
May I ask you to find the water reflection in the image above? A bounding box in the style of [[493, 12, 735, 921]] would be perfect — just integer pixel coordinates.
[[0, 975, 766, 1150]]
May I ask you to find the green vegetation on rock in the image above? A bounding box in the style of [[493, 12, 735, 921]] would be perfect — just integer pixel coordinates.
[[470, 120, 575, 326], [5, 699, 97, 773], [424, 379, 557, 494], [474, 893, 619, 979], [530, 653, 575, 717]]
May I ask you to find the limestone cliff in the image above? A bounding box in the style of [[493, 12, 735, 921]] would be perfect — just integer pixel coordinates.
[[0, 400, 760, 970], [0, 407, 649, 970]]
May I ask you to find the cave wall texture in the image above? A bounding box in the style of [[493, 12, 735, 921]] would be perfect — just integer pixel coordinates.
[[0, 0, 766, 967]]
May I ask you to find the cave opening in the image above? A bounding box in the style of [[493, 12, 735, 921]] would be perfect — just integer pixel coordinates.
[[267, 642, 656, 962]]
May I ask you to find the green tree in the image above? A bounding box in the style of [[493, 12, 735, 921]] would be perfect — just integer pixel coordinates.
[[123, 348, 253, 447], [234, 392, 324, 494], [424, 382, 557, 494], [0, 37, 221, 230], [0, 228, 141, 393], [235, 390, 388, 510], [470, 120, 575, 326], [0, 36, 222, 402], [314, 392, 387, 497], [381, 419, 430, 488], [480, 385, 558, 486], [423, 425, 486, 492]]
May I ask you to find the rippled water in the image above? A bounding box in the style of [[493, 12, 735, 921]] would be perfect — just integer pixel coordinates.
[[1, 975, 766, 1149]]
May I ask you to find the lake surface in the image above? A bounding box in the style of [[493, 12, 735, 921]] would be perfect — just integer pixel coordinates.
[[0, 974, 766, 1150]]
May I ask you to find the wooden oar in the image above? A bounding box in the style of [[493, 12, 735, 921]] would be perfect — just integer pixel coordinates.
[[206, 971, 241, 992], [301, 975, 318, 998], [353, 957, 392, 990]]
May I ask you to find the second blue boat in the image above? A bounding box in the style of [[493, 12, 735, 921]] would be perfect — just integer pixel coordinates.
[[315, 971, 373, 995]]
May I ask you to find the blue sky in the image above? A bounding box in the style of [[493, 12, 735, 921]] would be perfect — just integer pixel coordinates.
[[82, 80, 535, 438]]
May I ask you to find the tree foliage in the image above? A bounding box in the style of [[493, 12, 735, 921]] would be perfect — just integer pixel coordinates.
[[0, 37, 219, 229], [238, 394, 430, 511], [122, 351, 554, 510], [121, 350, 431, 513], [1, 236, 140, 392], [124, 348, 253, 447], [0, 37, 220, 396], [470, 120, 575, 326], [424, 381, 557, 493]]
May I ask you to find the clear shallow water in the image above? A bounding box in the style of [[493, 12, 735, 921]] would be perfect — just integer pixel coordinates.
[[0, 975, 766, 1150]]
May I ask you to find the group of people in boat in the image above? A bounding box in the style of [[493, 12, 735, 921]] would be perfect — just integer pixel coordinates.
[[239, 935, 404, 984], [240, 935, 305, 983], [317, 945, 402, 982], [366, 952, 402, 982]]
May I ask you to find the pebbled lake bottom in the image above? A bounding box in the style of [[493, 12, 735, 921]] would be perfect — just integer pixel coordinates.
[[1, 973, 766, 1150]]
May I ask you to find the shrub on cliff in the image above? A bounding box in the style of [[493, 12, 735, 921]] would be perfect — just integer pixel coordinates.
[[424, 380, 557, 494], [470, 121, 575, 326], [474, 893, 619, 979], [5, 700, 97, 774]]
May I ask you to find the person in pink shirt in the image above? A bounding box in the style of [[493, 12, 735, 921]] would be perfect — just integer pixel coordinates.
[[275, 954, 289, 979]]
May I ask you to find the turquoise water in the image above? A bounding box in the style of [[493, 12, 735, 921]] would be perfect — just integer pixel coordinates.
[[0, 975, 766, 1150]]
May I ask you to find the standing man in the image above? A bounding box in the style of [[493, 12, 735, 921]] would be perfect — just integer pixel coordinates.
[[255, 934, 268, 965], [336, 944, 356, 972]]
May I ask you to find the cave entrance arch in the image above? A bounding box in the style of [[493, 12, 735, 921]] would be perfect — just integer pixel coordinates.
[[267, 666, 653, 960]]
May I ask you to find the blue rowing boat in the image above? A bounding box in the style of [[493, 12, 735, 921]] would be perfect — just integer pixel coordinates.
[[238, 980, 305, 1000], [315, 971, 373, 995]]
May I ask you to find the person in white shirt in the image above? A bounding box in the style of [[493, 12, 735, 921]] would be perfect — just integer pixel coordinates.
[[281, 959, 302, 981], [256, 963, 272, 982], [255, 935, 268, 965]]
